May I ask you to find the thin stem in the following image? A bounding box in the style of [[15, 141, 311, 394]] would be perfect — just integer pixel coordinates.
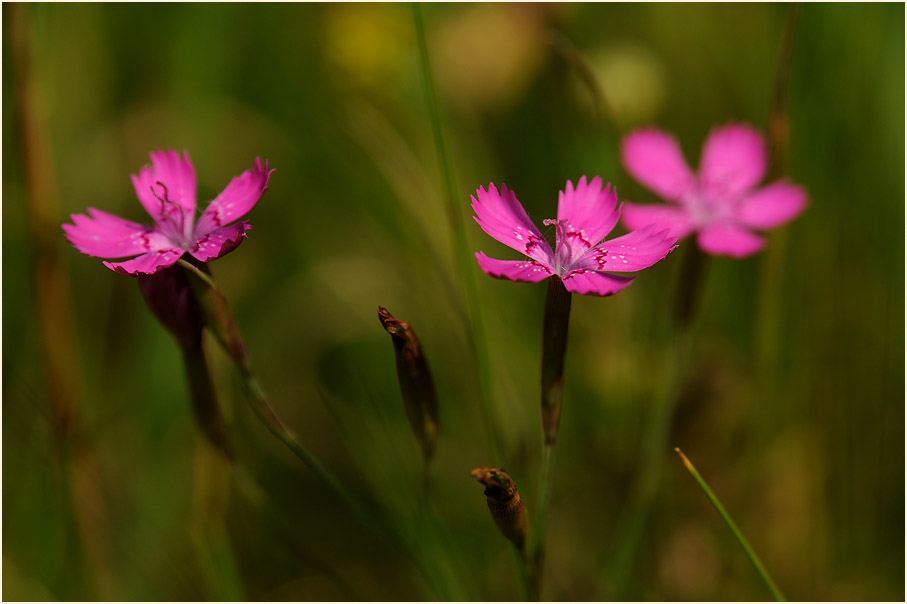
[[239, 369, 374, 529], [531, 278, 573, 599], [529, 443, 555, 600], [181, 344, 233, 461], [412, 2, 504, 461], [178, 259, 393, 547], [541, 279, 572, 444], [674, 448, 787, 602], [177, 258, 217, 289]]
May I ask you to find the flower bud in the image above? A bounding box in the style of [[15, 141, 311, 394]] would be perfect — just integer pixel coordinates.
[[470, 466, 528, 550], [138, 265, 204, 352], [378, 306, 439, 460], [138, 264, 232, 460]]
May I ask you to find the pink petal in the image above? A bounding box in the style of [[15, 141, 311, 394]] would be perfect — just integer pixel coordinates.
[[737, 180, 807, 230], [102, 248, 184, 276], [471, 183, 555, 266], [189, 222, 252, 262], [577, 224, 678, 273], [62, 208, 173, 258], [561, 270, 635, 297], [697, 222, 764, 258], [620, 202, 696, 240], [131, 149, 197, 226], [475, 252, 553, 283], [555, 176, 620, 246], [194, 158, 273, 237], [699, 123, 766, 196], [621, 129, 696, 202]]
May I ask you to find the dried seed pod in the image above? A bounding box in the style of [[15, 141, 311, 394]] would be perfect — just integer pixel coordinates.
[[471, 466, 528, 550], [378, 306, 439, 460]]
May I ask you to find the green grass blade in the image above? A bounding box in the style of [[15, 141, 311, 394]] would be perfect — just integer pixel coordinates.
[[674, 448, 787, 602], [411, 2, 504, 461]]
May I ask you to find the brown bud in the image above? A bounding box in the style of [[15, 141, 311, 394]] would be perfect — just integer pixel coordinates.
[[470, 466, 528, 550], [378, 306, 439, 460]]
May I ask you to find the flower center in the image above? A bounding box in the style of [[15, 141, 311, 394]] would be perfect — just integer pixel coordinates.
[[543, 218, 592, 276], [150, 181, 192, 247], [683, 185, 737, 228]]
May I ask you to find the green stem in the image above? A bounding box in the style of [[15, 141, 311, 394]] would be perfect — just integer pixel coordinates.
[[239, 369, 374, 529], [529, 443, 555, 600], [541, 279, 572, 444], [181, 344, 233, 461], [674, 448, 787, 602], [412, 2, 504, 462], [177, 260, 385, 543], [530, 278, 573, 599]]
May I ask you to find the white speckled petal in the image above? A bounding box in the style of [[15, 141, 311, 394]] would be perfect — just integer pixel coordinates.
[[103, 248, 184, 276], [471, 183, 555, 267], [195, 158, 272, 237], [475, 252, 553, 283], [577, 224, 678, 273], [561, 270, 635, 297], [62, 207, 173, 258], [556, 176, 620, 247], [189, 222, 252, 262]]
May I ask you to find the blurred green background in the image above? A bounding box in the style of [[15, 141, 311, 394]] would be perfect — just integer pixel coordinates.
[[3, 3, 903, 601]]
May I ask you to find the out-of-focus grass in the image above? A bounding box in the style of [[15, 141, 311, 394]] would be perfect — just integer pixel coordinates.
[[3, 3, 903, 601]]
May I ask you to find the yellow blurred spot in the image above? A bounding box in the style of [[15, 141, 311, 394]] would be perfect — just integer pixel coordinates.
[[578, 42, 667, 127], [323, 4, 411, 89], [431, 4, 551, 111]]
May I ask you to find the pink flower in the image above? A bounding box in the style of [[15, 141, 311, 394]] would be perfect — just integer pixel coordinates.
[[472, 176, 678, 297], [63, 149, 272, 275], [620, 123, 807, 258]]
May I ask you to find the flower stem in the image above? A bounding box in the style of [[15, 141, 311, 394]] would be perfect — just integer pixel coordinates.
[[176, 260, 381, 539], [530, 278, 573, 599], [674, 448, 787, 601], [529, 442, 555, 600], [541, 279, 572, 445], [180, 344, 233, 461], [412, 2, 504, 461]]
